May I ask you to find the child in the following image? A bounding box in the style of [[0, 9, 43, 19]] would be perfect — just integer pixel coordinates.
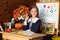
[[11, 9, 24, 28], [22, 5, 41, 33]]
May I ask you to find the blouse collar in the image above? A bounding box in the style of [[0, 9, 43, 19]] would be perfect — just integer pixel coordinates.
[[28, 17, 39, 23]]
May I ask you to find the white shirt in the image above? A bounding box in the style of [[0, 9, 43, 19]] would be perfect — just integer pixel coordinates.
[[23, 17, 39, 25]]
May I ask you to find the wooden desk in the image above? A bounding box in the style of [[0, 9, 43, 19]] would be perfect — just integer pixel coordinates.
[[0, 32, 46, 40]]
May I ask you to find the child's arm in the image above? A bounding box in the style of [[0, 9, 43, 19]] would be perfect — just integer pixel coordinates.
[[22, 14, 29, 30], [10, 18, 15, 28], [22, 21, 29, 30], [0, 25, 4, 31], [11, 18, 15, 24]]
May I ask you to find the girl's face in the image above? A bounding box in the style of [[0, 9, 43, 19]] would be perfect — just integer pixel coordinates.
[[30, 8, 37, 17]]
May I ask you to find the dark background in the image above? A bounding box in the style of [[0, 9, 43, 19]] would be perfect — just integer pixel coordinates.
[[0, 0, 37, 23]]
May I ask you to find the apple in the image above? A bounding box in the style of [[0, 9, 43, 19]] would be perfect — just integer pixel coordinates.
[[6, 28, 12, 32]]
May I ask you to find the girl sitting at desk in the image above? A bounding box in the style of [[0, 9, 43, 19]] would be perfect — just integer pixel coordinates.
[[22, 5, 41, 33]]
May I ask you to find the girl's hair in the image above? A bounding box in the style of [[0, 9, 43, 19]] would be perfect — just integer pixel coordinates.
[[29, 5, 39, 17]]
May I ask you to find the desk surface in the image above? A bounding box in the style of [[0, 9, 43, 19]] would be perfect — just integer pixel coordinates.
[[0, 31, 46, 40]]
